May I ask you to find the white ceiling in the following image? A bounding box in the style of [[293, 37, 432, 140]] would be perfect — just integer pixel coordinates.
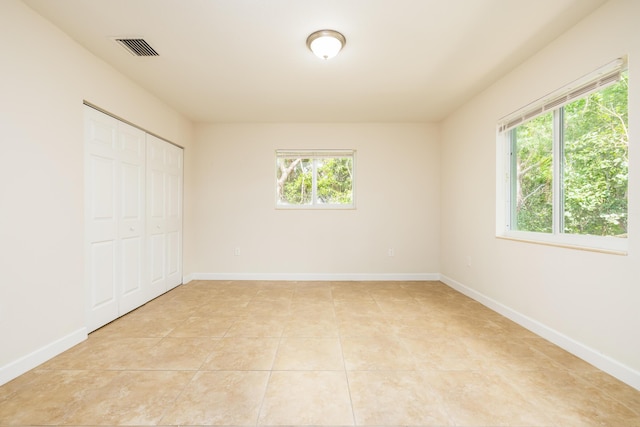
[[23, 0, 607, 123]]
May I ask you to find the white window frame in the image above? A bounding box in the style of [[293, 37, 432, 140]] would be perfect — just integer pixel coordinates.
[[275, 149, 356, 209], [496, 58, 628, 254]]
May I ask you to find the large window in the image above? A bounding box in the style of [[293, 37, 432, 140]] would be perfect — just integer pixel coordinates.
[[276, 150, 355, 208], [498, 58, 628, 252]]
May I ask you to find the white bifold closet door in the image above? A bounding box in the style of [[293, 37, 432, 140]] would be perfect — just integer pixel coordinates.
[[147, 134, 183, 300], [84, 106, 182, 332]]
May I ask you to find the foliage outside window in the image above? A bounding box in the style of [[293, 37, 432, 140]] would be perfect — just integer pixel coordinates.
[[276, 150, 355, 208], [499, 59, 628, 251]]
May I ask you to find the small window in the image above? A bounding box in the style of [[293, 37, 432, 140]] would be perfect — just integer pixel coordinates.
[[276, 150, 355, 209], [498, 58, 628, 252]]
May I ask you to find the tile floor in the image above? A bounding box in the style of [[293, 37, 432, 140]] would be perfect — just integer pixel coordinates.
[[1, 280, 639, 426]]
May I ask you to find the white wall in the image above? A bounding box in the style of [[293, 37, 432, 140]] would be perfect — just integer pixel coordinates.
[[187, 123, 440, 280], [0, 0, 194, 384], [440, 0, 640, 388]]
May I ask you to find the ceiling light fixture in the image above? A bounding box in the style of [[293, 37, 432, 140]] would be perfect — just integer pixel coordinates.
[[306, 29, 346, 60]]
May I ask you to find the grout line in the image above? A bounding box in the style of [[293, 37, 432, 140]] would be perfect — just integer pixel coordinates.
[[154, 368, 200, 426], [254, 315, 286, 426], [333, 286, 358, 426]]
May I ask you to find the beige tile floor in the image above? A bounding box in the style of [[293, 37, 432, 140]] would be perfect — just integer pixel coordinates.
[[1, 280, 639, 426]]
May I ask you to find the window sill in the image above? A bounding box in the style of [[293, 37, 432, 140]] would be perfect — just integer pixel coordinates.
[[276, 204, 356, 210], [497, 232, 628, 256]]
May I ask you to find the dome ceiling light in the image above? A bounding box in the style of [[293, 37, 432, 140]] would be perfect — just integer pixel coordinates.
[[306, 29, 346, 60]]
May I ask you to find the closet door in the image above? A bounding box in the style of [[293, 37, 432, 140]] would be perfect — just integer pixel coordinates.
[[85, 106, 182, 331], [164, 142, 183, 288], [85, 108, 146, 331], [147, 134, 183, 299], [115, 122, 146, 315], [85, 108, 119, 331]]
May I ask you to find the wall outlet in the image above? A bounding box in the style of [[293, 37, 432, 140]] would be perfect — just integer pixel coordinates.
[[234, 247, 241, 256], [388, 248, 395, 257]]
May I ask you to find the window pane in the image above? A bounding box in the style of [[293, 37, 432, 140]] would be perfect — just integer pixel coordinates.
[[562, 73, 628, 236], [512, 113, 553, 232], [276, 158, 312, 205], [316, 157, 353, 204]]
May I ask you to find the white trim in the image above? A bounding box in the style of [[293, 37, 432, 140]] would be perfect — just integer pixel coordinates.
[[189, 272, 440, 282], [182, 273, 195, 284], [275, 203, 356, 210], [0, 328, 87, 386], [440, 274, 640, 391], [496, 234, 628, 255], [276, 149, 355, 158]]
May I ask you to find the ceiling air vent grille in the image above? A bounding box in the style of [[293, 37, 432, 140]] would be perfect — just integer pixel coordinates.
[[115, 38, 159, 56]]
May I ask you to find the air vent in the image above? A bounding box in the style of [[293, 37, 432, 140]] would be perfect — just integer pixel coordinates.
[[115, 38, 159, 56]]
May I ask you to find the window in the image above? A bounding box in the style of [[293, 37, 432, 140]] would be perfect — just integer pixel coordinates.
[[276, 150, 355, 208], [498, 58, 628, 252]]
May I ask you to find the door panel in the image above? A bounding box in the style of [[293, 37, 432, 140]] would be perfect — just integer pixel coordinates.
[[149, 170, 165, 220], [89, 240, 117, 309], [88, 118, 117, 152], [120, 124, 145, 158], [85, 108, 119, 332], [146, 134, 183, 296], [165, 143, 183, 288], [90, 157, 116, 219], [88, 240, 118, 329], [147, 140, 166, 298], [148, 233, 166, 298], [120, 235, 144, 317], [166, 230, 180, 285], [150, 234, 165, 282], [116, 122, 146, 314], [167, 173, 180, 219], [120, 161, 142, 220]]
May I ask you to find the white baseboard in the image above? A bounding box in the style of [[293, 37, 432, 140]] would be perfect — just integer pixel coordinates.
[[440, 274, 640, 391], [188, 272, 440, 282], [0, 328, 87, 386]]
